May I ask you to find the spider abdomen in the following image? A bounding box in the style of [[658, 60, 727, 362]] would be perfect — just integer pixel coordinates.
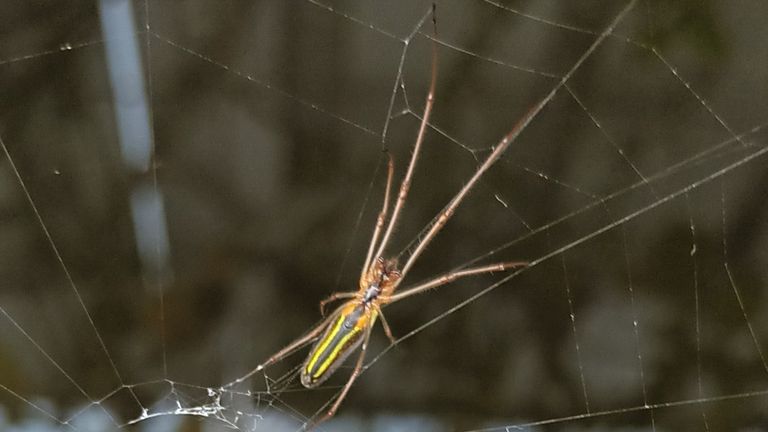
[[301, 302, 376, 388]]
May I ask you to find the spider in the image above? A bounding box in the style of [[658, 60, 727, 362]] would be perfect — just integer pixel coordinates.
[[234, 9, 538, 429]]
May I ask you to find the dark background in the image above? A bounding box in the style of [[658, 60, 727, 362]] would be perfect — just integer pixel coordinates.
[[0, 0, 767, 431]]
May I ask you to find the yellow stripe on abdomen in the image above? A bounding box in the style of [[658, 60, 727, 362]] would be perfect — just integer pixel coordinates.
[[301, 303, 370, 388], [304, 314, 346, 377], [314, 326, 360, 379]]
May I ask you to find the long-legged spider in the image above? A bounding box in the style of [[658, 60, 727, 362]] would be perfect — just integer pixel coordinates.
[[235, 8, 539, 429]]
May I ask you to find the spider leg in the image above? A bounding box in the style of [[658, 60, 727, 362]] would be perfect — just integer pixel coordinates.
[[374, 305, 397, 345], [372, 13, 438, 261], [310, 322, 374, 429], [388, 261, 527, 303], [361, 153, 394, 277], [319, 292, 357, 316], [397, 104, 542, 279], [397, 0, 618, 279], [223, 304, 345, 389]]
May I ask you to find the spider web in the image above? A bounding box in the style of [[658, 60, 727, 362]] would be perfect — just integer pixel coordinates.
[[1, 0, 767, 431]]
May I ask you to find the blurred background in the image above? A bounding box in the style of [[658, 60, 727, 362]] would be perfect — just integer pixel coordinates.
[[0, 0, 767, 430]]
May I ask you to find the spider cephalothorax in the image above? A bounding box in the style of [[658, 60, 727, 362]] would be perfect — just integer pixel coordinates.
[[360, 257, 401, 302]]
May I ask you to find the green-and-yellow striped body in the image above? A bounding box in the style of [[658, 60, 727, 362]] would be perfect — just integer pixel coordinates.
[[301, 301, 376, 388]]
